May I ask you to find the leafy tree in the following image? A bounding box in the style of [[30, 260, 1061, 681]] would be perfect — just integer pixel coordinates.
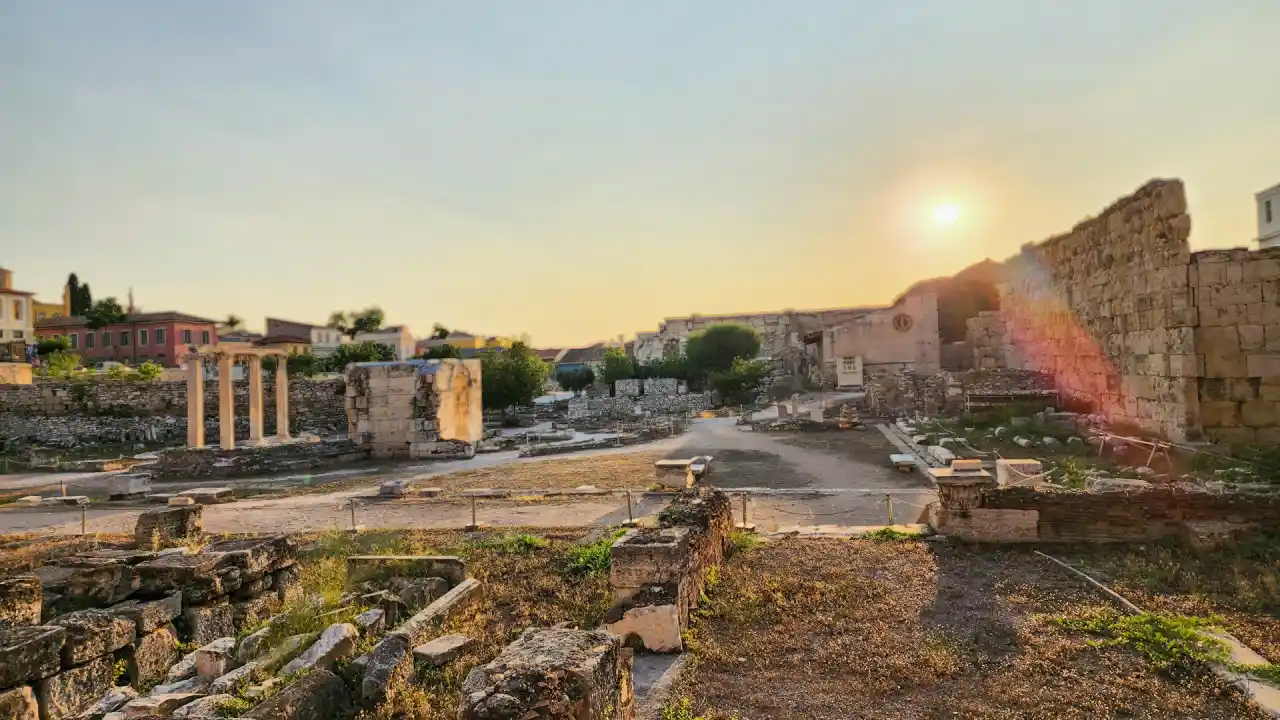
[[421, 344, 460, 359], [430, 324, 451, 340], [322, 341, 394, 372], [76, 283, 93, 316], [635, 356, 692, 382], [709, 358, 770, 405], [41, 351, 83, 379], [224, 314, 243, 331], [601, 347, 634, 386], [106, 364, 136, 381], [137, 361, 163, 381], [36, 335, 72, 356], [84, 298, 127, 330], [685, 324, 761, 377], [327, 307, 385, 340], [556, 367, 595, 395], [480, 342, 549, 410], [67, 274, 83, 315]]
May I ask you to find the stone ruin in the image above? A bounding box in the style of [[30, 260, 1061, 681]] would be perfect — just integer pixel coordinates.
[[345, 359, 483, 460]]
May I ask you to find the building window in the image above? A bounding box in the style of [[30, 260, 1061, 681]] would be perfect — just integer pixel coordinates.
[[86, 333, 95, 349], [37, 312, 46, 321], [102, 332, 112, 347], [155, 328, 166, 345], [13, 331, 22, 339], [13, 300, 21, 320], [182, 329, 192, 344], [0, 330, 5, 339], [139, 329, 149, 346], [120, 331, 130, 346], [69, 333, 78, 349], [1269, 200, 1274, 225], [201, 330, 210, 345]]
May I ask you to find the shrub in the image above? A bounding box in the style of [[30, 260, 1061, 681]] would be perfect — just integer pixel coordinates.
[[105, 364, 136, 381], [137, 361, 163, 381], [556, 367, 595, 395]]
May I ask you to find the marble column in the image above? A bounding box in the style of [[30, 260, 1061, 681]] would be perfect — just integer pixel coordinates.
[[248, 356, 264, 445], [219, 354, 236, 450], [186, 357, 204, 448], [275, 356, 290, 440]]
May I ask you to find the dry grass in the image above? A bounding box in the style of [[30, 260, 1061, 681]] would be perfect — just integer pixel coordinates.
[[1055, 536, 1280, 664], [0, 532, 132, 574], [431, 451, 665, 492], [671, 537, 1266, 719]]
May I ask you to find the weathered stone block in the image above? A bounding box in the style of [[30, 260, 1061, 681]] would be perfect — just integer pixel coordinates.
[[353, 608, 384, 637], [0, 575, 42, 629], [67, 685, 136, 720], [49, 609, 136, 666], [1241, 399, 1279, 428], [391, 578, 482, 645], [132, 552, 223, 603], [610, 528, 691, 592], [120, 692, 202, 718], [133, 505, 203, 547], [395, 577, 448, 613], [118, 623, 179, 687], [281, 622, 358, 675], [244, 669, 352, 720], [208, 661, 262, 695], [35, 560, 133, 609], [0, 625, 66, 688], [178, 602, 235, 646], [0, 686, 38, 720], [346, 555, 466, 587], [604, 604, 683, 653], [109, 592, 182, 635], [412, 633, 475, 668], [205, 535, 298, 578], [360, 634, 412, 708], [37, 655, 114, 720], [458, 628, 633, 720], [273, 565, 302, 605], [194, 636, 237, 679], [232, 594, 280, 631], [171, 694, 236, 719], [1248, 354, 1280, 379]]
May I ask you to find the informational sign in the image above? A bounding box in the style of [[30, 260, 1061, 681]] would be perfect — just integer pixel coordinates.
[[892, 313, 913, 332]]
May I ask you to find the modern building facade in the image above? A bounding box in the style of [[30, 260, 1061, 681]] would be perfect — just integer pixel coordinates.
[[34, 311, 219, 367], [1258, 182, 1280, 249], [264, 317, 346, 356], [0, 268, 34, 344], [354, 326, 416, 361]]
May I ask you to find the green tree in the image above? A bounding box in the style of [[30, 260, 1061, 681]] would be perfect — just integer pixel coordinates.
[[137, 361, 163, 381], [66, 274, 83, 315], [323, 341, 394, 372], [327, 307, 385, 340], [84, 298, 127, 330], [430, 323, 451, 340], [480, 342, 549, 410], [106, 364, 136, 381], [421, 344, 460, 359], [709, 358, 770, 405], [556, 367, 595, 395], [635, 356, 692, 382], [601, 347, 634, 386], [41, 351, 83, 379], [76, 283, 93, 316], [685, 324, 761, 377], [224, 314, 243, 331], [36, 335, 72, 356]]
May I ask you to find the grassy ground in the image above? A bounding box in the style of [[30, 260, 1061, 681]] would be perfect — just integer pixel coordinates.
[[1055, 535, 1280, 664], [0, 532, 131, 573], [429, 451, 666, 492], [669, 537, 1266, 719]]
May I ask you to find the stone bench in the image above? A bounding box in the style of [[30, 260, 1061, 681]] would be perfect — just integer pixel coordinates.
[[889, 454, 916, 472], [652, 456, 714, 488]]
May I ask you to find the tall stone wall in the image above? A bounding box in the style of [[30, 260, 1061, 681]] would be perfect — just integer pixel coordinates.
[[964, 180, 1197, 439], [0, 378, 347, 447], [1191, 247, 1280, 445]]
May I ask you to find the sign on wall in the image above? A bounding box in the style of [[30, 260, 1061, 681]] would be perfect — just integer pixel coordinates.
[[892, 314, 913, 332]]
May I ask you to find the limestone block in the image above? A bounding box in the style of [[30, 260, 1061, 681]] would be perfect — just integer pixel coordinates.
[[1240, 399, 1278, 428], [394, 577, 448, 613], [259, 633, 312, 674], [133, 505, 203, 547], [119, 623, 180, 687], [37, 655, 114, 720], [243, 669, 352, 720], [390, 578, 482, 645], [458, 628, 633, 720], [930, 507, 1040, 543], [280, 622, 358, 675], [171, 694, 236, 719], [232, 594, 281, 630], [163, 648, 200, 683], [67, 685, 136, 720], [46, 609, 134, 667], [134, 553, 230, 605], [1240, 325, 1266, 352], [236, 626, 274, 664], [194, 636, 238, 679], [604, 604, 683, 653], [360, 635, 413, 708], [0, 575, 42, 629], [109, 592, 182, 635], [208, 661, 262, 695], [0, 686, 38, 720], [412, 633, 475, 668], [179, 602, 235, 646], [354, 608, 385, 637], [35, 559, 133, 609], [0, 625, 65, 688], [1247, 354, 1280, 379], [120, 692, 202, 718]]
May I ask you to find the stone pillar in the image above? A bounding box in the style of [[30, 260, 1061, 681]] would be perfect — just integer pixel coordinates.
[[275, 356, 290, 441], [248, 356, 264, 445], [186, 357, 204, 448], [218, 354, 235, 450]]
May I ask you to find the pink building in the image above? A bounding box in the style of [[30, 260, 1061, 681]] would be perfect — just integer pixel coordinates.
[[34, 311, 219, 367]]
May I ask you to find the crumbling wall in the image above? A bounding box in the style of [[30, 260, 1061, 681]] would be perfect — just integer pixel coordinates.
[[346, 360, 479, 460], [567, 392, 711, 420], [1190, 247, 1280, 445], [964, 180, 1196, 439], [0, 363, 32, 385]]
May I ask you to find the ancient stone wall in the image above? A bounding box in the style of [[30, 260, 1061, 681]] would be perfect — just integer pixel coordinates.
[[345, 360, 481, 460], [0, 378, 346, 448], [567, 392, 711, 420], [962, 180, 1196, 439], [1190, 247, 1280, 445], [0, 363, 31, 385], [940, 341, 973, 372]]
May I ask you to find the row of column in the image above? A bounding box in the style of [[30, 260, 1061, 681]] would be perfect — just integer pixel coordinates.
[[186, 355, 290, 449]]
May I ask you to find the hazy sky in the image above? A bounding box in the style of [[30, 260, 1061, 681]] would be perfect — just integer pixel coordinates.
[[3, 1, 1279, 347]]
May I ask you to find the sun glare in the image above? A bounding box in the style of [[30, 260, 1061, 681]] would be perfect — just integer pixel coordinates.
[[933, 204, 960, 227]]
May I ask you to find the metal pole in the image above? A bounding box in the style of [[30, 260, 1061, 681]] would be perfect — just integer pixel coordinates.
[[886, 494, 894, 525], [741, 493, 748, 526], [81, 505, 87, 535], [626, 491, 634, 524], [350, 499, 357, 532], [61, 479, 66, 497], [470, 496, 477, 528]]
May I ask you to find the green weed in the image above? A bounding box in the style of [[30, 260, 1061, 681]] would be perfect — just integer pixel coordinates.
[[1054, 610, 1227, 673], [563, 528, 625, 576], [862, 527, 921, 541], [660, 697, 737, 720], [728, 531, 758, 556]]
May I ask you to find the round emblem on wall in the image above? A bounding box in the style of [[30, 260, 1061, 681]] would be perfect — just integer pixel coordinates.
[[892, 314, 913, 332]]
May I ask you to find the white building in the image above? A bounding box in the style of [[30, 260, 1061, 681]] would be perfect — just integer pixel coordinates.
[[354, 326, 416, 361], [0, 268, 34, 344], [1259, 182, 1280, 249], [264, 317, 348, 357]]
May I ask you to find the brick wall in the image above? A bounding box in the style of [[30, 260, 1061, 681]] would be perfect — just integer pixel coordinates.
[[1191, 247, 1280, 445]]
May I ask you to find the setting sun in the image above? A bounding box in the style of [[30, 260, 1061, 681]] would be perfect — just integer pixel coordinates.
[[933, 204, 961, 227]]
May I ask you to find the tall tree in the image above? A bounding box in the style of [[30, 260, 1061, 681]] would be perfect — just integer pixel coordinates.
[[84, 298, 126, 330], [601, 347, 635, 385], [685, 323, 762, 376], [430, 323, 450, 340], [328, 307, 385, 340], [421, 344, 460, 359], [77, 284, 93, 315], [225, 314, 243, 331], [66, 274, 82, 314], [480, 342, 549, 410]]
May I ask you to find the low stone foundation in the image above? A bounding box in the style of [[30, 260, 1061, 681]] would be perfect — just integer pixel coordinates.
[[145, 437, 366, 481]]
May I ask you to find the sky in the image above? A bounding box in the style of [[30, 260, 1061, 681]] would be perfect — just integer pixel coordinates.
[[3, 1, 1280, 347]]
